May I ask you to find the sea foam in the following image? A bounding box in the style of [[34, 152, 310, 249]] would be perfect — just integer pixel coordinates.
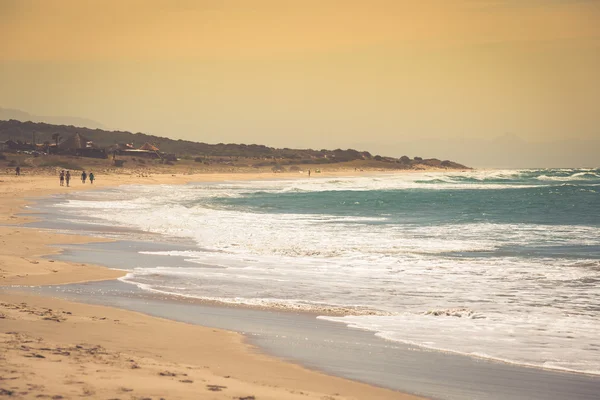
[[50, 169, 600, 375]]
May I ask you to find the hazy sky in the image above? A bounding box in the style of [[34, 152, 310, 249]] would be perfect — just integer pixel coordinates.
[[1, 0, 599, 167]]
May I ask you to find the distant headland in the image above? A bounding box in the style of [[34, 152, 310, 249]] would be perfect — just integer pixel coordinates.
[[0, 119, 469, 172]]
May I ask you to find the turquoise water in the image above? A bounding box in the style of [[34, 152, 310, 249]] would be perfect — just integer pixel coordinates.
[[215, 170, 599, 226]]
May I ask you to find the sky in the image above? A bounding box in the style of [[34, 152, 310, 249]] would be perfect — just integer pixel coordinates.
[[1, 0, 599, 167]]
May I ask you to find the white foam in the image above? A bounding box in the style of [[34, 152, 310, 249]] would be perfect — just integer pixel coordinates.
[[52, 171, 600, 375], [319, 312, 600, 375]]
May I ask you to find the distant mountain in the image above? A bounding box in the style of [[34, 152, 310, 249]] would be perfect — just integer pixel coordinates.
[[0, 107, 106, 130]]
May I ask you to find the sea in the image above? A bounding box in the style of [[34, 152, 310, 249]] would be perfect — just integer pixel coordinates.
[[45, 168, 600, 376]]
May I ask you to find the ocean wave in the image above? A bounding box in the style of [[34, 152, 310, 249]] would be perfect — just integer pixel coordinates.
[[118, 273, 390, 316], [538, 174, 599, 182], [319, 312, 600, 376], [42, 172, 600, 376]]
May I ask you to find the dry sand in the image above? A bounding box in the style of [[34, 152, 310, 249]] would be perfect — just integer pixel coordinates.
[[0, 171, 424, 399]]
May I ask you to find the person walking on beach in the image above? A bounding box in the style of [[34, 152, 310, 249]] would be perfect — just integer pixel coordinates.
[[65, 171, 71, 187], [81, 171, 87, 184], [59, 170, 65, 186], [89, 172, 95, 184], [15, 166, 20, 176], [308, 169, 311, 177]]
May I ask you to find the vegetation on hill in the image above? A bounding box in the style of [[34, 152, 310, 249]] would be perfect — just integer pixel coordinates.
[[0, 119, 468, 169]]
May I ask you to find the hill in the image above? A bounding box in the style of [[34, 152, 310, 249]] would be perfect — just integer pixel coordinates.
[[0, 108, 106, 130], [0, 119, 468, 169]]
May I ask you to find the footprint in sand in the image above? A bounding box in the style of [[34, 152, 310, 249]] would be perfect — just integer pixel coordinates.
[[206, 384, 227, 392]]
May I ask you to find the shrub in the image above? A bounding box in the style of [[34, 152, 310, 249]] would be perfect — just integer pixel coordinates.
[[0, 153, 6, 160], [255, 161, 276, 167]]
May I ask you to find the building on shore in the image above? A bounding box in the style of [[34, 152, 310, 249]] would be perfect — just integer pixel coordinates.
[[59, 133, 107, 158], [117, 142, 162, 159]]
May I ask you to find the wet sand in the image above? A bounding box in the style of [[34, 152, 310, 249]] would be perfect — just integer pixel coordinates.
[[1, 291, 419, 400]]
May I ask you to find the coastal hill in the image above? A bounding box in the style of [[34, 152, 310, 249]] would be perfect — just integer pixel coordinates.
[[0, 107, 106, 130], [0, 119, 468, 170]]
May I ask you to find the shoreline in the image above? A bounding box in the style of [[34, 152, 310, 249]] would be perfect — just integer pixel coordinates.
[[0, 169, 425, 400], [1, 291, 418, 400]]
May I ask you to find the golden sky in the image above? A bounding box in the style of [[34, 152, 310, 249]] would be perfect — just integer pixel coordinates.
[[1, 0, 599, 166]]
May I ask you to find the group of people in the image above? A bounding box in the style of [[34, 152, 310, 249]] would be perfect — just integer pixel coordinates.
[[80, 170, 94, 184], [59, 170, 94, 187]]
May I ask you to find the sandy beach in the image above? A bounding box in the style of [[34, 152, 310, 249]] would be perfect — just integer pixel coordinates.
[[0, 170, 423, 400]]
